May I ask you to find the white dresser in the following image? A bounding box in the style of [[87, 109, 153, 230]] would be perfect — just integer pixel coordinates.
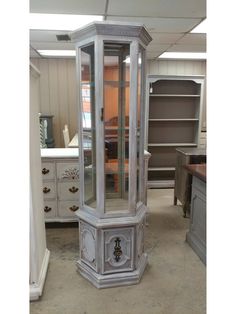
[[41, 148, 79, 222]]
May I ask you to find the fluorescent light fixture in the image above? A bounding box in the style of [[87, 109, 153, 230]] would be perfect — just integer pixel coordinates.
[[191, 19, 207, 33], [158, 52, 206, 60], [30, 13, 103, 31], [123, 57, 142, 64], [37, 50, 76, 57]]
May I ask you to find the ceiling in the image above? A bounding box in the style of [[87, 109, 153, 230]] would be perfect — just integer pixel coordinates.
[[30, 0, 206, 59]]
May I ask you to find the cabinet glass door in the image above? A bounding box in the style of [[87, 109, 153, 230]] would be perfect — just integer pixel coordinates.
[[80, 44, 97, 209], [103, 42, 130, 212], [136, 46, 144, 204]]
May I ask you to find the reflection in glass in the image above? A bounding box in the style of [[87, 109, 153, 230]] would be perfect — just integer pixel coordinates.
[[104, 43, 130, 212], [137, 48, 143, 203], [81, 44, 96, 208]]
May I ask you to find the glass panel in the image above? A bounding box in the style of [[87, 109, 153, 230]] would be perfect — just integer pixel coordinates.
[[104, 42, 130, 212], [81, 44, 96, 209], [137, 48, 143, 203]]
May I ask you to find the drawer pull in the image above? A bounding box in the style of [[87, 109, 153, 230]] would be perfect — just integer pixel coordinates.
[[44, 206, 52, 213], [42, 168, 50, 175], [69, 205, 79, 212], [43, 187, 51, 194], [69, 186, 79, 193]]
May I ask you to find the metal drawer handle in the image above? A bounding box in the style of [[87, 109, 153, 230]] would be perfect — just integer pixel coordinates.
[[44, 206, 52, 212], [69, 186, 79, 193], [69, 205, 79, 212], [43, 187, 51, 194], [42, 168, 50, 175]]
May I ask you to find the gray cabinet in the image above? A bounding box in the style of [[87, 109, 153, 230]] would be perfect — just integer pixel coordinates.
[[186, 175, 206, 264], [145, 75, 205, 188]]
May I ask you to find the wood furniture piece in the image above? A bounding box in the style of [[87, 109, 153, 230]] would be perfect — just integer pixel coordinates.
[[68, 133, 78, 148], [41, 148, 80, 222], [71, 21, 152, 288], [174, 147, 206, 217], [145, 75, 205, 188], [62, 124, 70, 148], [185, 164, 206, 264], [39, 114, 55, 148], [30, 63, 50, 300]]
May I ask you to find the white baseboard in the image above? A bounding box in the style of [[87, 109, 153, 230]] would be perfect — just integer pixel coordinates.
[[30, 248, 50, 301]]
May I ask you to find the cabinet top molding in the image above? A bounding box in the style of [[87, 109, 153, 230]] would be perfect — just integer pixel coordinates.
[[148, 74, 205, 84], [71, 21, 152, 46]]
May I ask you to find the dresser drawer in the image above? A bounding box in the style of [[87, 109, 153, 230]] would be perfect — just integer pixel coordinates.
[[58, 201, 79, 218], [56, 162, 79, 180], [43, 200, 57, 219], [41, 162, 55, 180], [42, 181, 56, 199], [58, 182, 80, 200]]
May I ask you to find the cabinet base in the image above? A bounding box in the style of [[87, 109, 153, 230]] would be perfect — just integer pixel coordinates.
[[30, 248, 50, 301], [76, 253, 148, 289], [186, 232, 206, 265]]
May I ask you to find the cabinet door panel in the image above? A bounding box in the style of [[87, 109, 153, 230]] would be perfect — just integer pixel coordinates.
[[44, 200, 57, 219], [58, 182, 80, 200], [56, 162, 79, 180], [41, 162, 55, 180], [58, 201, 79, 218], [42, 181, 56, 199]]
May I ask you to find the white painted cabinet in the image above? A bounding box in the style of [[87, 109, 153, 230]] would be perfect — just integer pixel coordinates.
[[41, 148, 80, 222], [30, 63, 50, 300]]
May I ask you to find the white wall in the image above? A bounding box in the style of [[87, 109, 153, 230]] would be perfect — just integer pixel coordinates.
[[31, 57, 207, 148]]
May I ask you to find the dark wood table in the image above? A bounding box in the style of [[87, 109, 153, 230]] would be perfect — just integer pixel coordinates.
[[184, 164, 206, 182], [181, 163, 206, 217]]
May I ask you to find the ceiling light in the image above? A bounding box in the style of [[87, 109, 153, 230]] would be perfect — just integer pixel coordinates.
[[29, 13, 103, 31], [158, 52, 206, 60], [191, 19, 207, 33], [123, 57, 142, 64], [37, 50, 76, 57]]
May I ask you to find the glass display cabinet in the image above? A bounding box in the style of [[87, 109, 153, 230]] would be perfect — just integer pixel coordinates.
[[71, 21, 152, 288]]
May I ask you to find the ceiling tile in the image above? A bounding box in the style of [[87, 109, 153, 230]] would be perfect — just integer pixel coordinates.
[[148, 32, 184, 44], [31, 42, 75, 50], [106, 16, 202, 33], [30, 30, 71, 42], [176, 33, 206, 45], [107, 0, 206, 18], [30, 0, 107, 14], [146, 52, 162, 59], [167, 44, 206, 52], [147, 43, 171, 52]]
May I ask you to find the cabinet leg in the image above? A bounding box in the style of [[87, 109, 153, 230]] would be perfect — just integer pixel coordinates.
[[183, 204, 187, 218], [174, 196, 177, 205]]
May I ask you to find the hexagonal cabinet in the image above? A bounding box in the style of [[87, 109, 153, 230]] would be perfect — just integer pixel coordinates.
[[71, 21, 152, 288]]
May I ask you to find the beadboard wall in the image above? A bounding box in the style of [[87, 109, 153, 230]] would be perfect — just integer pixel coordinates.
[[31, 58, 206, 148], [31, 58, 77, 148]]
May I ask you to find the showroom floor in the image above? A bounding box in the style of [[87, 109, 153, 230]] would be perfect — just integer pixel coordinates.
[[30, 189, 206, 314]]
